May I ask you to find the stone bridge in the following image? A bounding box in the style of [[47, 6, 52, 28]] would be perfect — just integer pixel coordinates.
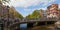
[[0, 17, 59, 27], [5, 17, 58, 27]]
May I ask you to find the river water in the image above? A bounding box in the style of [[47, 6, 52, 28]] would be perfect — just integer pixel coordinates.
[[20, 24, 27, 30], [20, 24, 55, 30]]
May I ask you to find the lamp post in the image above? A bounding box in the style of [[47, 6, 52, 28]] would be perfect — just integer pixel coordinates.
[[7, 6, 10, 30]]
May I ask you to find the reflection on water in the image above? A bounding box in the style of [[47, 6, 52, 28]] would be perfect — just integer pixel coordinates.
[[20, 24, 55, 30], [27, 25, 55, 30], [20, 23, 27, 30]]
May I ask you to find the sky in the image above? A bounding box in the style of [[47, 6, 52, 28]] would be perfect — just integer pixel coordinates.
[[5, 0, 60, 17]]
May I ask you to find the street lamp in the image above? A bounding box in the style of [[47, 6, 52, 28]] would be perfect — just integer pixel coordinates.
[[7, 6, 10, 30]]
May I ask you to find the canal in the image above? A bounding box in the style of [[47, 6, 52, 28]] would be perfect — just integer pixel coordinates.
[[20, 24, 55, 30]]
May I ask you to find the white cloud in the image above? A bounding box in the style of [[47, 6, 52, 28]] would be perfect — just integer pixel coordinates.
[[59, 5, 60, 8], [9, 0, 55, 8], [42, 0, 56, 7], [36, 7, 47, 10], [8, 0, 56, 17], [22, 7, 47, 17], [23, 9, 34, 17]]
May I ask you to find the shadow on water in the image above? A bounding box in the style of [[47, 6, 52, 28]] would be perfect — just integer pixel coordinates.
[[20, 23, 56, 30], [20, 23, 27, 30]]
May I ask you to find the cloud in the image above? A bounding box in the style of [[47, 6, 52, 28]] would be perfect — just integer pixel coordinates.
[[38, 7, 47, 10], [22, 9, 35, 17], [9, 0, 55, 8], [8, 0, 57, 17], [59, 5, 60, 8], [20, 7, 47, 17]]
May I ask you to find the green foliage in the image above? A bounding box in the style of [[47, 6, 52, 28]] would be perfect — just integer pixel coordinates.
[[26, 14, 32, 18], [0, 0, 10, 4], [26, 10, 42, 18], [15, 12, 23, 18], [9, 6, 23, 18]]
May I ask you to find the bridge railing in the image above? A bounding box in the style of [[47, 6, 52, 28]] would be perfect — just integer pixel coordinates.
[[0, 17, 58, 27], [20, 18, 59, 22]]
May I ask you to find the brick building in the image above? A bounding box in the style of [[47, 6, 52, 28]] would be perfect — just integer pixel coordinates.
[[38, 9, 47, 17], [47, 4, 59, 18], [0, 3, 9, 30]]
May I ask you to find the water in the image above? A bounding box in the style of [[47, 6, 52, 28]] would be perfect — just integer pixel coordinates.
[[20, 23, 27, 30], [20, 24, 55, 30]]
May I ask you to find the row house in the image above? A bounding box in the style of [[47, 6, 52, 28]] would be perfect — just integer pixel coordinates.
[[38, 9, 47, 17], [47, 4, 59, 18]]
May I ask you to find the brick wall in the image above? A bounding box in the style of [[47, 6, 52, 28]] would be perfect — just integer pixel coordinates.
[[47, 4, 59, 18]]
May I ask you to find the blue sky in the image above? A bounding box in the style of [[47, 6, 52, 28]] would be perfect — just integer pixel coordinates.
[[8, 0, 60, 17]]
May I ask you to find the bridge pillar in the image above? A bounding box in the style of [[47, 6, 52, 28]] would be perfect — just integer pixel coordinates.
[[37, 22, 45, 26], [37, 21, 56, 26], [45, 21, 56, 25], [27, 23, 34, 28], [33, 22, 38, 26], [45, 22, 47, 25]]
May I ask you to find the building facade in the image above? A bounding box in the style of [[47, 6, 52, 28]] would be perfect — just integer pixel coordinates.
[[47, 4, 59, 18], [38, 9, 47, 17]]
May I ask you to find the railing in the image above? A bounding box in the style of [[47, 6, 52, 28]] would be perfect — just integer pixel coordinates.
[[6, 18, 58, 27], [0, 17, 59, 27]]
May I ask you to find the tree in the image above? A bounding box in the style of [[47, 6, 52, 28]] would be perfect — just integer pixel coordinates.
[[32, 10, 41, 18], [0, 0, 10, 3], [9, 6, 23, 18], [26, 14, 31, 18], [0, 0, 10, 4], [26, 10, 42, 18], [16, 13, 23, 18]]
